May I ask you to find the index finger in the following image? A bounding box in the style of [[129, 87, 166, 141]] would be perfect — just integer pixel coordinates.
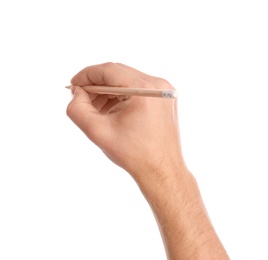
[[71, 62, 155, 89]]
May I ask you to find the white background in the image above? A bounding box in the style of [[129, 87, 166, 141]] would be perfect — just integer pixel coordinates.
[[0, 0, 267, 259]]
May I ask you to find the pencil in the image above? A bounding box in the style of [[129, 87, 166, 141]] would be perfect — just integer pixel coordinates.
[[65, 85, 178, 99]]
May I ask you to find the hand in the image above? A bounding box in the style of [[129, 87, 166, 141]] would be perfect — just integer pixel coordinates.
[[66, 62, 229, 259], [67, 62, 186, 182]]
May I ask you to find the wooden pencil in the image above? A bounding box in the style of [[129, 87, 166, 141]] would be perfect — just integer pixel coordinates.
[[65, 85, 178, 99]]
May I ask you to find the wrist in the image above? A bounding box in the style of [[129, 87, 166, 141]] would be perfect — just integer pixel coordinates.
[[137, 166, 199, 211], [131, 157, 192, 201]]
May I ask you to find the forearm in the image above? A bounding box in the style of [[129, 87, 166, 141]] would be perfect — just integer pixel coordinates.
[[135, 166, 229, 260]]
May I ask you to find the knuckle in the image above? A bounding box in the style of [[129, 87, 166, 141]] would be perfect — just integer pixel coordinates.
[[102, 62, 115, 69], [155, 77, 172, 89], [115, 62, 124, 67]]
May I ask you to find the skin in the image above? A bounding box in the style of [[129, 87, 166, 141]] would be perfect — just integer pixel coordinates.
[[66, 62, 230, 260]]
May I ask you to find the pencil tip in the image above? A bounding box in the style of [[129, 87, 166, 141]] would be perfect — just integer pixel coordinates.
[[65, 85, 72, 89]]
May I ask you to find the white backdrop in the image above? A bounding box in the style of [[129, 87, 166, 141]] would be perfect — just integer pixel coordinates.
[[0, 0, 267, 259]]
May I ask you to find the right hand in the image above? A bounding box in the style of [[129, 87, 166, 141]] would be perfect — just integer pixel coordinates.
[[67, 62, 186, 182]]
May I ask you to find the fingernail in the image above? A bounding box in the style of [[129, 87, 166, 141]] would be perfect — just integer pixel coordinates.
[[117, 95, 129, 101]]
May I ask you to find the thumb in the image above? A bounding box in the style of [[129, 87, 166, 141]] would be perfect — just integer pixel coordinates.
[[66, 86, 110, 146]]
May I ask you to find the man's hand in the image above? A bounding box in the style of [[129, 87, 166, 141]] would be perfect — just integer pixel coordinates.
[[67, 62, 229, 259]]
